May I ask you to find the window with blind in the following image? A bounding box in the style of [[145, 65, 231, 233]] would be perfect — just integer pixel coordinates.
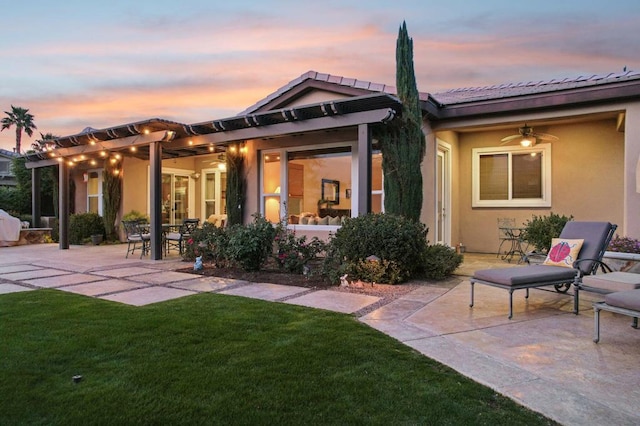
[[472, 145, 551, 207]]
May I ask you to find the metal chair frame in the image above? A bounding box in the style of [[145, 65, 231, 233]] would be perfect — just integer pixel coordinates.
[[122, 220, 150, 259]]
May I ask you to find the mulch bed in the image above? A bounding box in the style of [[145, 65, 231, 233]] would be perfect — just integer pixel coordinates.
[[180, 265, 331, 288], [177, 262, 423, 316]]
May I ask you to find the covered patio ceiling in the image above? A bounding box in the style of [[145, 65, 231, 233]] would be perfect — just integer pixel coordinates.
[[24, 93, 402, 169]]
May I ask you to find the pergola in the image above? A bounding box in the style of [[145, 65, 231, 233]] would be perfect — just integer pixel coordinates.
[[24, 93, 402, 259]]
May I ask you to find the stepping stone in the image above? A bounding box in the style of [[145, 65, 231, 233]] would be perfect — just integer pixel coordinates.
[[23, 273, 106, 289], [285, 290, 381, 314], [59, 279, 149, 296], [220, 282, 308, 301], [0, 265, 42, 274], [128, 271, 200, 285], [0, 269, 70, 282], [92, 266, 159, 278], [169, 277, 248, 292], [0, 283, 34, 294], [100, 287, 197, 306]]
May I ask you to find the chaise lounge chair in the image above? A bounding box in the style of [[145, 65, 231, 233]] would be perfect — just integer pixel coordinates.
[[593, 289, 640, 343], [573, 271, 640, 314], [470, 221, 616, 319]]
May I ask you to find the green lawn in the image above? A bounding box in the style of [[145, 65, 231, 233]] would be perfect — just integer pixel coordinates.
[[0, 290, 554, 425]]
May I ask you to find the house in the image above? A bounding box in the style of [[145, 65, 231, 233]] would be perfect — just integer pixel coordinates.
[[24, 69, 640, 258], [0, 148, 18, 187]]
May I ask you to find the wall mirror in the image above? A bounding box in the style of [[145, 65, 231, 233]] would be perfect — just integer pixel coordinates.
[[321, 179, 340, 204]]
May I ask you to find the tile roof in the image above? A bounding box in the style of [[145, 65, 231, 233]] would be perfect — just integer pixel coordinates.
[[239, 71, 404, 115], [244, 69, 640, 113], [431, 70, 640, 105]]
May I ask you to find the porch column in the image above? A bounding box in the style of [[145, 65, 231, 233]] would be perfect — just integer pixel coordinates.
[[627, 104, 640, 237], [355, 123, 371, 215], [31, 168, 41, 228], [149, 141, 163, 260], [59, 161, 69, 249]]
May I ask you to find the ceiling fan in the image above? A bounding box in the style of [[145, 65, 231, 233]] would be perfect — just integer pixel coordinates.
[[500, 124, 559, 147]]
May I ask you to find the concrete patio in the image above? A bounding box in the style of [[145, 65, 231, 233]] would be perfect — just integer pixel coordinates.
[[1, 244, 638, 425]]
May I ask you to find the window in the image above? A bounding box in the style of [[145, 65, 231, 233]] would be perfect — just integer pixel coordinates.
[[472, 145, 551, 207], [0, 160, 10, 175], [87, 170, 103, 214], [371, 151, 384, 213], [261, 145, 353, 225]]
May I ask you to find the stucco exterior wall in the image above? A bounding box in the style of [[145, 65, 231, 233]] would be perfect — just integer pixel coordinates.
[[454, 119, 624, 253], [121, 155, 198, 219], [72, 171, 87, 214], [122, 157, 149, 217]]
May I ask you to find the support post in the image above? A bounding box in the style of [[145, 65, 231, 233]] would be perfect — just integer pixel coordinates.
[[149, 141, 163, 260], [59, 161, 69, 249], [355, 123, 372, 215], [31, 168, 41, 228]]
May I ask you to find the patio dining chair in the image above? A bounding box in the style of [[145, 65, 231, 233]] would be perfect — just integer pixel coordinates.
[[165, 218, 200, 255], [497, 217, 517, 259], [470, 221, 617, 319], [122, 220, 150, 259]]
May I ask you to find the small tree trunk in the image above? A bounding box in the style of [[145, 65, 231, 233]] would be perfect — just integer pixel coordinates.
[[226, 145, 245, 226]]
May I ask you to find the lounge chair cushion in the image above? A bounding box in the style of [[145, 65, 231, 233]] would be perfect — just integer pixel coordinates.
[[604, 289, 640, 311], [543, 238, 583, 268], [473, 265, 577, 286], [558, 222, 613, 274], [582, 272, 640, 293]]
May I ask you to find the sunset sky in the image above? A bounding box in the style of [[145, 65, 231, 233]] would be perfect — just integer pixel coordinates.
[[1, 0, 639, 152]]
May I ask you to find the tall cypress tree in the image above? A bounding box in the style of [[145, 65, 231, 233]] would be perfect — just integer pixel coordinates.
[[102, 159, 122, 241], [379, 21, 425, 221]]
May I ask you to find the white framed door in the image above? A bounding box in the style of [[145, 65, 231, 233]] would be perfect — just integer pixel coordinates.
[[201, 168, 227, 219], [148, 167, 195, 224], [435, 140, 451, 246]]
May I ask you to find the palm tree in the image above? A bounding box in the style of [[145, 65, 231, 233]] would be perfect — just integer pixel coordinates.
[[32, 132, 57, 152], [1, 105, 37, 153]]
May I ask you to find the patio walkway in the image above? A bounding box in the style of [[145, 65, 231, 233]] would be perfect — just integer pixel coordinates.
[[1, 244, 638, 425]]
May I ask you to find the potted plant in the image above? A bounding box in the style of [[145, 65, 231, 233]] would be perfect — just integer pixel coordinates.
[[91, 233, 104, 245]]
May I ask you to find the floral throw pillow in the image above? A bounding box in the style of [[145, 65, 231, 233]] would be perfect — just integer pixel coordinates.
[[543, 238, 584, 268]]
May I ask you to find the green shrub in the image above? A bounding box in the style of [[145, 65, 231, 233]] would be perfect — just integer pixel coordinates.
[[69, 213, 105, 244], [522, 212, 573, 253], [345, 258, 405, 285], [49, 218, 59, 243], [273, 224, 327, 274], [226, 214, 276, 271], [324, 213, 428, 284], [421, 244, 463, 280], [122, 210, 149, 224]]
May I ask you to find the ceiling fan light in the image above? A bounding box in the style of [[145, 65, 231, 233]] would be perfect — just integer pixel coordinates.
[[520, 137, 535, 147]]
